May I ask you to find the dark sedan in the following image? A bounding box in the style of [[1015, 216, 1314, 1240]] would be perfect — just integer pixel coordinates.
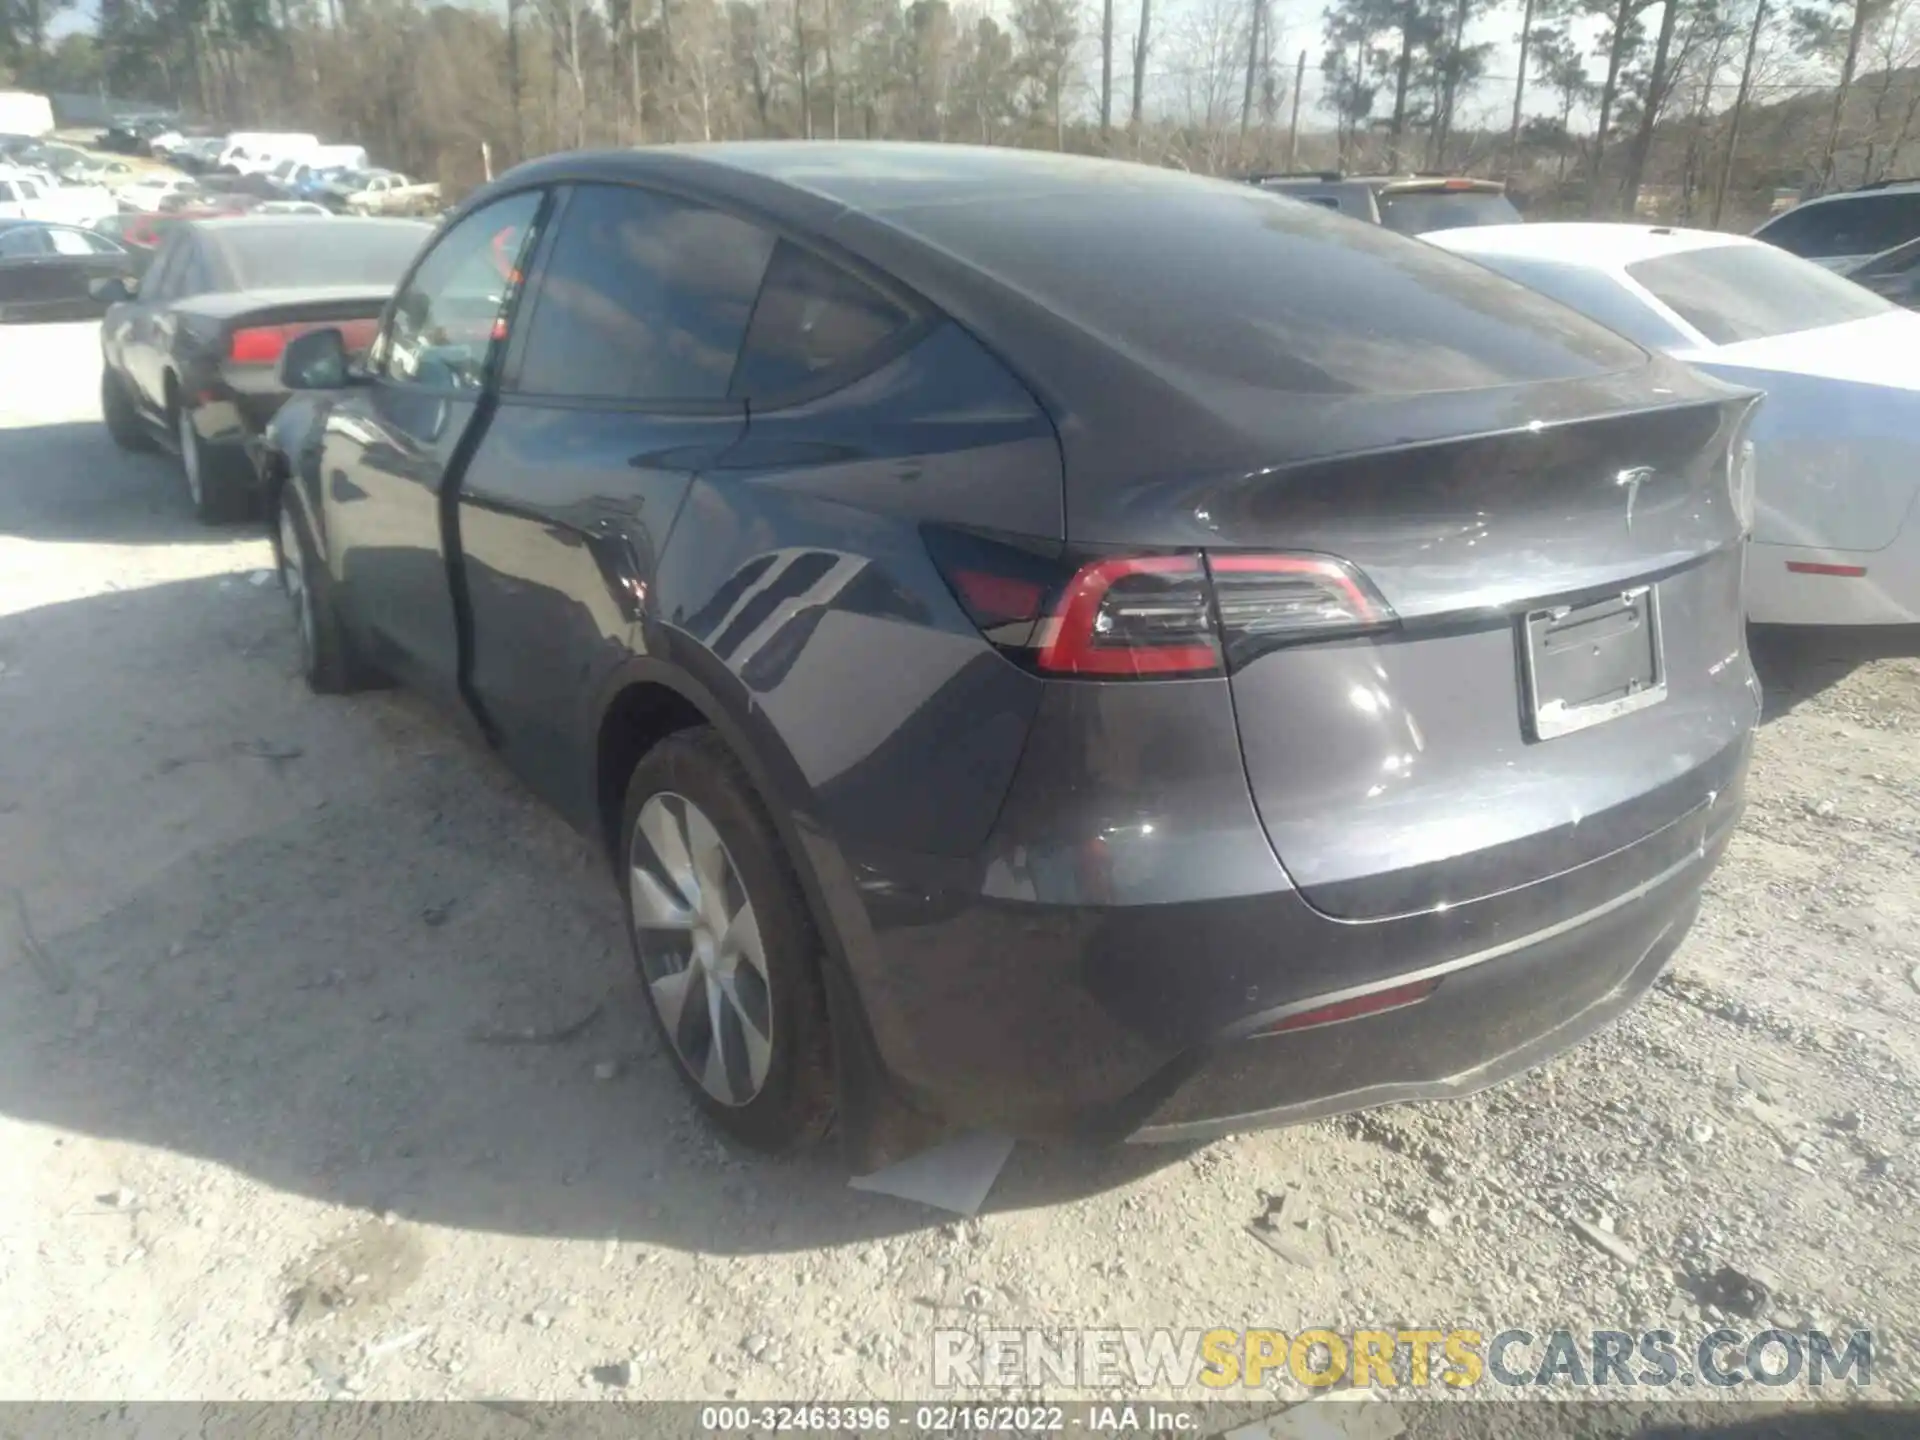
[[98, 215, 431, 522], [1846, 234, 1920, 307], [256, 145, 1760, 1166], [0, 220, 138, 322]]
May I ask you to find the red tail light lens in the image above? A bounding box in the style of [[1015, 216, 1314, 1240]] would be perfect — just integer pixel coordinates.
[[228, 327, 291, 364], [1036, 555, 1220, 677], [923, 527, 1396, 679], [229, 319, 382, 367]]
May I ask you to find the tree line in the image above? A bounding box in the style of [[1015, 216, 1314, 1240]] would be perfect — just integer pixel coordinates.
[[1, 0, 1916, 224]]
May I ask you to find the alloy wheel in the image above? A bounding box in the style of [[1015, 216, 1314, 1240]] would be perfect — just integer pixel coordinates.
[[629, 792, 773, 1107], [277, 504, 315, 670], [177, 408, 202, 509]]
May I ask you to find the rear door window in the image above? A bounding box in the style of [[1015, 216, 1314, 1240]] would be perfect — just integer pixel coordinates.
[[731, 241, 914, 400], [1759, 193, 1920, 259], [514, 183, 775, 403], [0, 228, 52, 258]]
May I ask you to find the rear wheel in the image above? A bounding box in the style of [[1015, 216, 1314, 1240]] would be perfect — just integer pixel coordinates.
[[274, 486, 376, 694], [101, 367, 151, 451], [621, 728, 835, 1152], [176, 401, 248, 524]]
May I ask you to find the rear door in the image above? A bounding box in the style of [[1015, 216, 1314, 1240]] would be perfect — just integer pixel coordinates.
[[456, 182, 771, 817], [316, 189, 546, 710]]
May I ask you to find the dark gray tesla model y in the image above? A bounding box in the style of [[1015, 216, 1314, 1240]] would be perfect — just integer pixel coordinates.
[[254, 144, 1762, 1167]]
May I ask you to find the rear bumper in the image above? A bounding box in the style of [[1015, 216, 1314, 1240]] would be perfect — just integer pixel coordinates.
[[187, 385, 286, 491], [1746, 535, 1920, 625], [827, 701, 1749, 1143], [1126, 828, 1714, 1142]]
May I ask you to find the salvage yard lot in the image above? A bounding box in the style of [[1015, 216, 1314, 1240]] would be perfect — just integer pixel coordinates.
[[2, 318, 1919, 1407]]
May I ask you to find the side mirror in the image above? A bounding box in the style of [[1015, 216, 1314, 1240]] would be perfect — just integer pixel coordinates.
[[89, 275, 133, 304], [280, 326, 352, 390]]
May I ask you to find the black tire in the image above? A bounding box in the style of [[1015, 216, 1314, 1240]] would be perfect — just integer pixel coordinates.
[[174, 397, 249, 523], [620, 728, 835, 1152], [273, 485, 377, 694], [101, 367, 152, 451]]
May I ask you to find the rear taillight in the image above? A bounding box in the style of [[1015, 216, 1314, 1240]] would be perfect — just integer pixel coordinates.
[[228, 318, 381, 366], [1208, 553, 1389, 669], [924, 527, 1396, 679], [1727, 399, 1760, 534]]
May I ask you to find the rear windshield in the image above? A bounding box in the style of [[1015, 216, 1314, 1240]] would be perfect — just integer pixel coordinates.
[[899, 178, 1643, 395], [217, 222, 429, 289], [1626, 243, 1892, 344], [1376, 189, 1522, 235]]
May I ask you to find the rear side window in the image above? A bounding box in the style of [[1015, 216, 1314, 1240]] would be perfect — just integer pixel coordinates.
[[1626, 243, 1891, 344], [0, 182, 14, 201], [515, 183, 775, 403], [1758, 193, 1920, 258], [732, 241, 913, 399]]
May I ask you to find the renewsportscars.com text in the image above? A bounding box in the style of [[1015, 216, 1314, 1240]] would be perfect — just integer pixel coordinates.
[[931, 1326, 1874, 1392]]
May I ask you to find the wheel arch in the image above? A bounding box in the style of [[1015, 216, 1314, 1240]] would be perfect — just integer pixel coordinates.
[[590, 645, 948, 1168]]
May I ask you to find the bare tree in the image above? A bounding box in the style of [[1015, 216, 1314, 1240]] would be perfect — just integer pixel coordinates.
[[1130, 0, 1150, 129]]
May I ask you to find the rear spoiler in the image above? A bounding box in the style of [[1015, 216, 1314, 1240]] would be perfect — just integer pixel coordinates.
[[1378, 178, 1506, 195]]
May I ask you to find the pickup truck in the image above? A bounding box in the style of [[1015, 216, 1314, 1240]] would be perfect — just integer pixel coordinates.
[[336, 170, 439, 216], [0, 168, 115, 226]]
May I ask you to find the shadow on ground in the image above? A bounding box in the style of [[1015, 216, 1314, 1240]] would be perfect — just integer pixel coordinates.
[[0, 418, 252, 545], [1750, 622, 1920, 723], [0, 575, 1185, 1259]]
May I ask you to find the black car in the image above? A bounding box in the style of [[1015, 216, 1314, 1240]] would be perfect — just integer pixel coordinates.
[[97, 215, 432, 522], [256, 145, 1759, 1166], [1845, 234, 1920, 307], [0, 220, 138, 322]]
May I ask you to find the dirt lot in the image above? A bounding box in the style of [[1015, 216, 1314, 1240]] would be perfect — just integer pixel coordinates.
[[3, 320, 1919, 1413]]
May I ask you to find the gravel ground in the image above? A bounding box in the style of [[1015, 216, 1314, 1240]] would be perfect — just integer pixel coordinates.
[[2, 321, 1918, 1417]]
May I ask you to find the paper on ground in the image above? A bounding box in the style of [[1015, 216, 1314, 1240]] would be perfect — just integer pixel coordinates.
[[1220, 1401, 1405, 1440], [848, 1131, 1015, 1216]]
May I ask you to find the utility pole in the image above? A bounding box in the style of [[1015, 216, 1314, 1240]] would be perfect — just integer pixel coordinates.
[[795, 0, 812, 139], [1505, 0, 1536, 177], [1285, 49, 1304, 169], [1713, 0, 1768, 227]]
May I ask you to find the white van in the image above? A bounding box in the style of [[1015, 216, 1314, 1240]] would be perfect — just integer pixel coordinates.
[[217, 132, 320, 175]]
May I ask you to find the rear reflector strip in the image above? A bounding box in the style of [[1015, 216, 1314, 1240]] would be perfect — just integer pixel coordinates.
[[1785, 561, 1867, 577], [1259, 978, 1439, 1034]]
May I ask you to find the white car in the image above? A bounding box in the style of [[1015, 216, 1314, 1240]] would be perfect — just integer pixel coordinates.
[[0, 168, 114, 227], [113, 172, 198, 213], [1427, 222, 1920, 626]]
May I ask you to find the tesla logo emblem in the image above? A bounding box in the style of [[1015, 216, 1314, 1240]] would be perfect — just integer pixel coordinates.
[[1615, 467, 1655, 531]]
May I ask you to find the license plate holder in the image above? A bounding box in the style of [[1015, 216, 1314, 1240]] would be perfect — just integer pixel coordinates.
[[1522, 585, 1665, 740]]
